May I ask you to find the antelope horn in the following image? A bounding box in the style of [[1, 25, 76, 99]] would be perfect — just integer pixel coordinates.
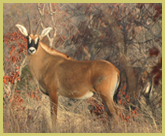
[[35, 15, 45, 35], [27, 14, 32, 34]]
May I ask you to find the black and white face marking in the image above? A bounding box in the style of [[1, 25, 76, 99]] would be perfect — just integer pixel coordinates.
[[15, 24, 52, 55], [27, 35, 39, 55]]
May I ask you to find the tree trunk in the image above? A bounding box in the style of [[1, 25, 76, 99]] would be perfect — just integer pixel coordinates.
[[121, 54, 137, 106]]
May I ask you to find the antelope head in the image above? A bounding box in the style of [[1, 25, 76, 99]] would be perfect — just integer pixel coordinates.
[[16, 15, 52, 55]]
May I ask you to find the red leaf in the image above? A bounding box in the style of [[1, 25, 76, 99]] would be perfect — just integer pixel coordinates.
[[123, 86, 126, 90], [118, 98, 122, 104], [126, 116, 130, 120], [3, 78, 7, 84], [123, 101, 126, 106], [31, 92, 35, 98], [125, 94, 130, 98], [122, 91, 125, 95], [17, 78, 21, 82], [15, 90, 20, 93]]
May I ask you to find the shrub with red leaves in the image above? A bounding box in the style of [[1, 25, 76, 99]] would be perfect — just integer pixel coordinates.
[[3, 30, 27, 85]]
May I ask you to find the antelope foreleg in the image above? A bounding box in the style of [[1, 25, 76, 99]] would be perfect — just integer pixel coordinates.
[[49, 92, 58, 133]]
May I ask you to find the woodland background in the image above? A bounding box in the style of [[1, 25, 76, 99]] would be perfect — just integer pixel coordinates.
[[3, 3, 162, 133]]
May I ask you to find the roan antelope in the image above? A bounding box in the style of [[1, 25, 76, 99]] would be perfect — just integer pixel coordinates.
[[16, 15, 120, 132]]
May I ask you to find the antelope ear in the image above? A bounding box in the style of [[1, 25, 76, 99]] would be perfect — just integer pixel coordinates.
[[40, 27, 52, 39], [16, 24, 28, 37]]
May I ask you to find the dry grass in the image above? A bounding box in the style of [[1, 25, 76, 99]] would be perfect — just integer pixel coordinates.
[[3, 94, 162, 133]]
